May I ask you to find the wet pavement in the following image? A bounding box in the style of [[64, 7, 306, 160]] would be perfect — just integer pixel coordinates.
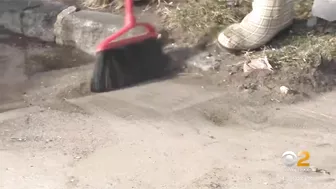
[[0, 26, 94, 112]]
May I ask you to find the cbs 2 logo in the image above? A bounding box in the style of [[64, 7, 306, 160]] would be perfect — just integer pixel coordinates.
[[282, 151, 310, 167]]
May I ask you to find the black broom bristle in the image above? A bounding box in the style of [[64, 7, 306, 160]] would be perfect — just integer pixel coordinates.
[[90, 37, 169, 93]]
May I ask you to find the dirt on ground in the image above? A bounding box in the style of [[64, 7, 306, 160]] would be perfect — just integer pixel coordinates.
[[162, 7, 336, 107], [2, 0, 336, 113], [0, 1, 334, 123], [1, 2, 336, 188], [1, 65, 336, 189], [184, 45, 336, 106], [0, 26, 94, 113]]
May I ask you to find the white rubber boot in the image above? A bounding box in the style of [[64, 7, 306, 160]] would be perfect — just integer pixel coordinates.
[[217, 0, 295, 51]]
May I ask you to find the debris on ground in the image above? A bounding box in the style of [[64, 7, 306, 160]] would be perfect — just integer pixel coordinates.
[[280, 86, 290, 94], [306, 16, 318, 27], [160, 0, 335, 98], [243, 56, 273, 73], [49, 0, 336, 103], [309, 166, 331, 175]]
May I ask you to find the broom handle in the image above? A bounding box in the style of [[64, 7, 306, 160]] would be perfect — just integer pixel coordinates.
[[96, 0, 157, 51], [125, 0, 136, 26]]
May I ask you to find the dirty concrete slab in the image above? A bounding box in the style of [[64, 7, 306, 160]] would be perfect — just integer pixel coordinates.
[[0, 106, 42, 123], [68, 80, 222, 115], [0, 26, 94, 111], [1, 150, 72, 189], [67, 94, 163, 120], [0, 38, 335, 188], [0, 19, 335, 189], [0, 89, 335, 189], [0, 1, 334, 188]]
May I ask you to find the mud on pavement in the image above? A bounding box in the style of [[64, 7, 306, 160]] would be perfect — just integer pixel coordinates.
[[1, 20, 335, 117], [0, 26, 94, 112], [0, 72, 335, 189]]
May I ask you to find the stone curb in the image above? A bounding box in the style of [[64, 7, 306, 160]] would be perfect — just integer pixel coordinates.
[[0, 0, 147, 55], [53, 7, 145, 55], [0, 0, 67, 42], [54, 6, 78, 45]]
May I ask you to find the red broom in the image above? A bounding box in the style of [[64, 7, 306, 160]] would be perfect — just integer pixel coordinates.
[[90, 0, 169, 93]]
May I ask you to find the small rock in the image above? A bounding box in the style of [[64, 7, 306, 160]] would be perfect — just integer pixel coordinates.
[[11, 137, 26, 142], [312, 0, 336, 22], [324, 26, 336, 33], [310, 166, 317, 172], [209, 183, 221, 188], [280, 86, 289, 94], [307, 16, 318, 27]]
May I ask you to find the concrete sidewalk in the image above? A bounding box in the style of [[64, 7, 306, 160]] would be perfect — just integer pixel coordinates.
[[0, 78, 335, 189]]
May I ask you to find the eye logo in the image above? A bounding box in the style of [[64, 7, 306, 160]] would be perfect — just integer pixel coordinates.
[[282, 151, 298, 166], [282, 151, 310, 167]]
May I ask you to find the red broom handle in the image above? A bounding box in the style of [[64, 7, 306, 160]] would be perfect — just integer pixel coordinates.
[[125, 0, 136, 26], [96, 0, 136, 52], [96, 0, 158, 52]]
